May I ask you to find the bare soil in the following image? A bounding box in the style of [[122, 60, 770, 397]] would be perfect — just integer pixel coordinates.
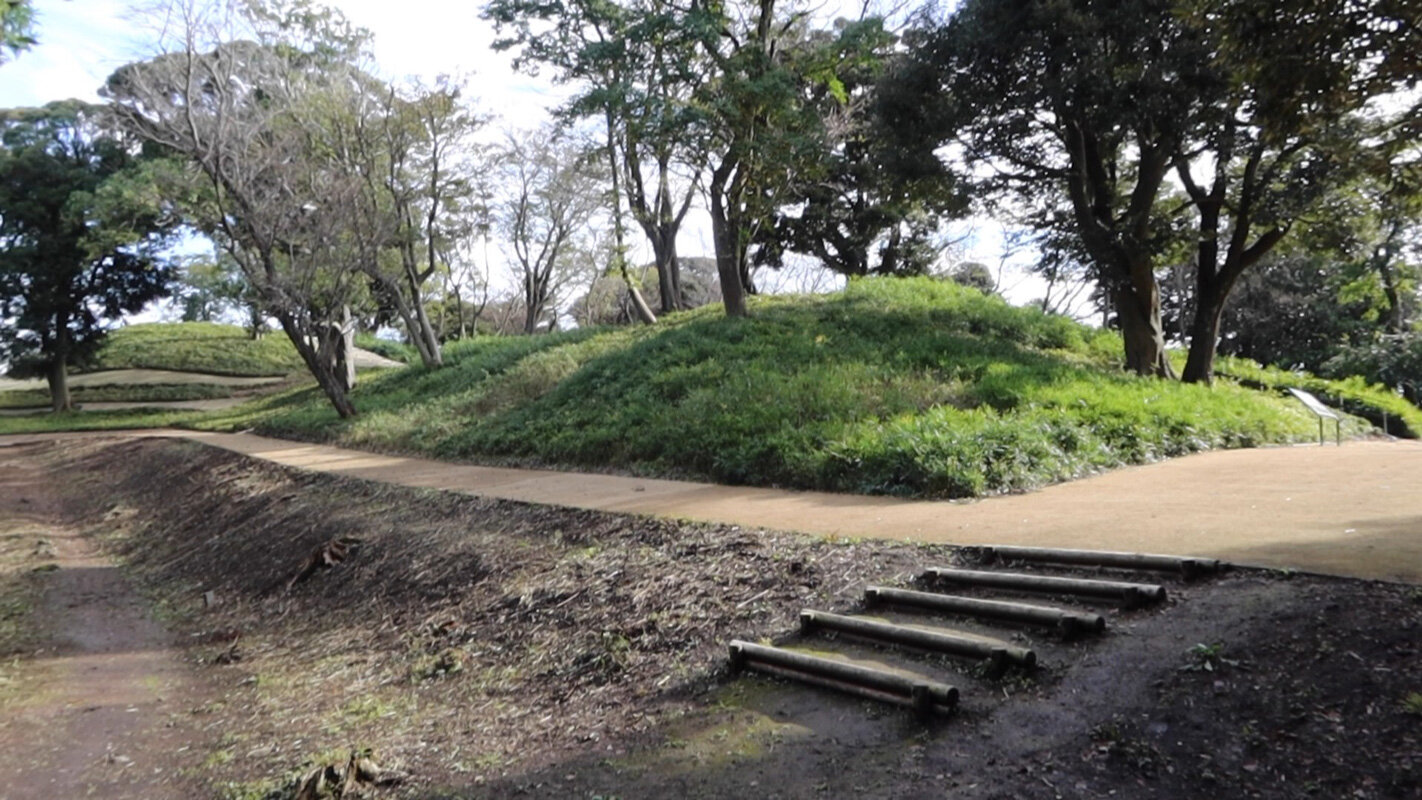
[[0, 437, 1419, 799], [0, 442, 218, 798]]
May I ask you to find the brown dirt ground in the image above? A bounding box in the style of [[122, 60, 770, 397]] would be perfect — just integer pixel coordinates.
[[0, 437, 1419, 799], [0, 442, 219, 798]]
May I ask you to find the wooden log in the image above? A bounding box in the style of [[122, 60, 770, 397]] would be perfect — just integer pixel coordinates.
[[865, 586, 1105, 638], [985, 545, 1222, 579], [728, 640, 958, 715], [924, 568, 1167, 609], [800, 610, 1036, 669]]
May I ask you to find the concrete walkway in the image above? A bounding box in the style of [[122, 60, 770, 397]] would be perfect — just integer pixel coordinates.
[[7, 430, 1420, 584]]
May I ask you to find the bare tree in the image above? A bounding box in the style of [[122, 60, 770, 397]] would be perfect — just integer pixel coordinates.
[[497, 129, 606, 334], [336, 75, 488, 365], [104, 0, 372, 416]]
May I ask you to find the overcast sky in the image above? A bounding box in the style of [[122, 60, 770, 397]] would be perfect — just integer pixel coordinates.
[[0, 0, 562, 126], [1, 0, 1066, 314]]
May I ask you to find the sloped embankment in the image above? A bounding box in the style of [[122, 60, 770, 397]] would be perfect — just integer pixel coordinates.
[[46, 436, 950, 795], [17, 435, 1420, 799]]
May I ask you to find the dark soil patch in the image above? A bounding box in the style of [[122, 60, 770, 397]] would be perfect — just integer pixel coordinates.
[[4, 436, 1420, 799]]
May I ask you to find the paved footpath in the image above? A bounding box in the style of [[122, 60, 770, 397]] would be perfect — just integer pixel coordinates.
[[5, 430, 1420, 584]]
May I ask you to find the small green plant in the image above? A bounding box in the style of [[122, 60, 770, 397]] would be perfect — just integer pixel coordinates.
[[409, 647, 466, 682], [1402, 692, 1422, 716], [1181, 642, 1240, 673]]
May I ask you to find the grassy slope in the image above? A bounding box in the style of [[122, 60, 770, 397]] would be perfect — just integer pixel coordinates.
[[0, 322, 298, 408], [90, 322, 304, 377], [246, 278, 1413, 499], [4, 278, 1414, 499]]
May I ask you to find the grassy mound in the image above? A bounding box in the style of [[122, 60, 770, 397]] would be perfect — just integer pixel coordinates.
[[91, 322, 304, 377], [246, 277, 1387, 499]]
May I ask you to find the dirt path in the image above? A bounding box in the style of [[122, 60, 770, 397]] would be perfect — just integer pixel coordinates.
[[0, 397, 250, 416], [0, 368, 285, 391], [3, 430, 1420, 583], [0, 443, 212, 799]]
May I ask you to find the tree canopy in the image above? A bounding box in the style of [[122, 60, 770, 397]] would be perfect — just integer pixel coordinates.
[[900, 0, 1422, 381], [0, 0, 34, 62], [0, 100, 179, 409]]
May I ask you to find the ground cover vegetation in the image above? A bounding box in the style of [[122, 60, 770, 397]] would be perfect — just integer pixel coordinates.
[[90, 322, 304, 376], [0, 382, 232, 410], [187, 278, 1419, 499]]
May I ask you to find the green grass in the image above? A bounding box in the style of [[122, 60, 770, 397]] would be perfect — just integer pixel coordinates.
[[89, 322, 304, 376], [354, 332, 417, 365], [1212, 357, 1422, 437], [4, 277, 1409, 500], [225, 278, 1372, 499], [0, 383, 234, 409]]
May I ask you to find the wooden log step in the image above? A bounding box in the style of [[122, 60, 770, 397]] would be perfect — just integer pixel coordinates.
[[865, 586, 1106, 639], [984, 545, 1223, 578], [728, 640, 959, 717], [924, 567, 1168, 609], [799, 609, 1036, 671]]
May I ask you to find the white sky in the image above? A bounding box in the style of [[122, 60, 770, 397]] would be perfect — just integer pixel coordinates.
[[1, 0, 1068, 319]]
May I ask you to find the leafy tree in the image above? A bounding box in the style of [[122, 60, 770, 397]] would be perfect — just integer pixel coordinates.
[[690, 0, 854, 316], [0, 0, 34, 62], [486, 0, 691, 319], [1157, 158, 1422, 375], [759, 17, 965, 278], [902, 0, 1422, 381], [328, 73, 487, 367], [1324, 334, 1422, 407], [0, 101, 179, 410], [948, 261, 996, 294], [172, 253, 253, 325]]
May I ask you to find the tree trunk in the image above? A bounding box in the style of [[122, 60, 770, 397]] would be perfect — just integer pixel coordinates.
[[1181, 292, 1226, 384], [711, 205, 749, 317], [620, 262, 658, 325], [602, 110, 657, 327], [47, 357, 71, 413], [402, 264, 444, 367], [1112, 278, 1174, 378], [278, 315, 357, 419], [709, 164, 749, 318], [247, 304, 264, 340], [523, 283, 542, 334], [46, 322, 73, 412], [338, 305, 356, 393], [652, 233, 683, 313]]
